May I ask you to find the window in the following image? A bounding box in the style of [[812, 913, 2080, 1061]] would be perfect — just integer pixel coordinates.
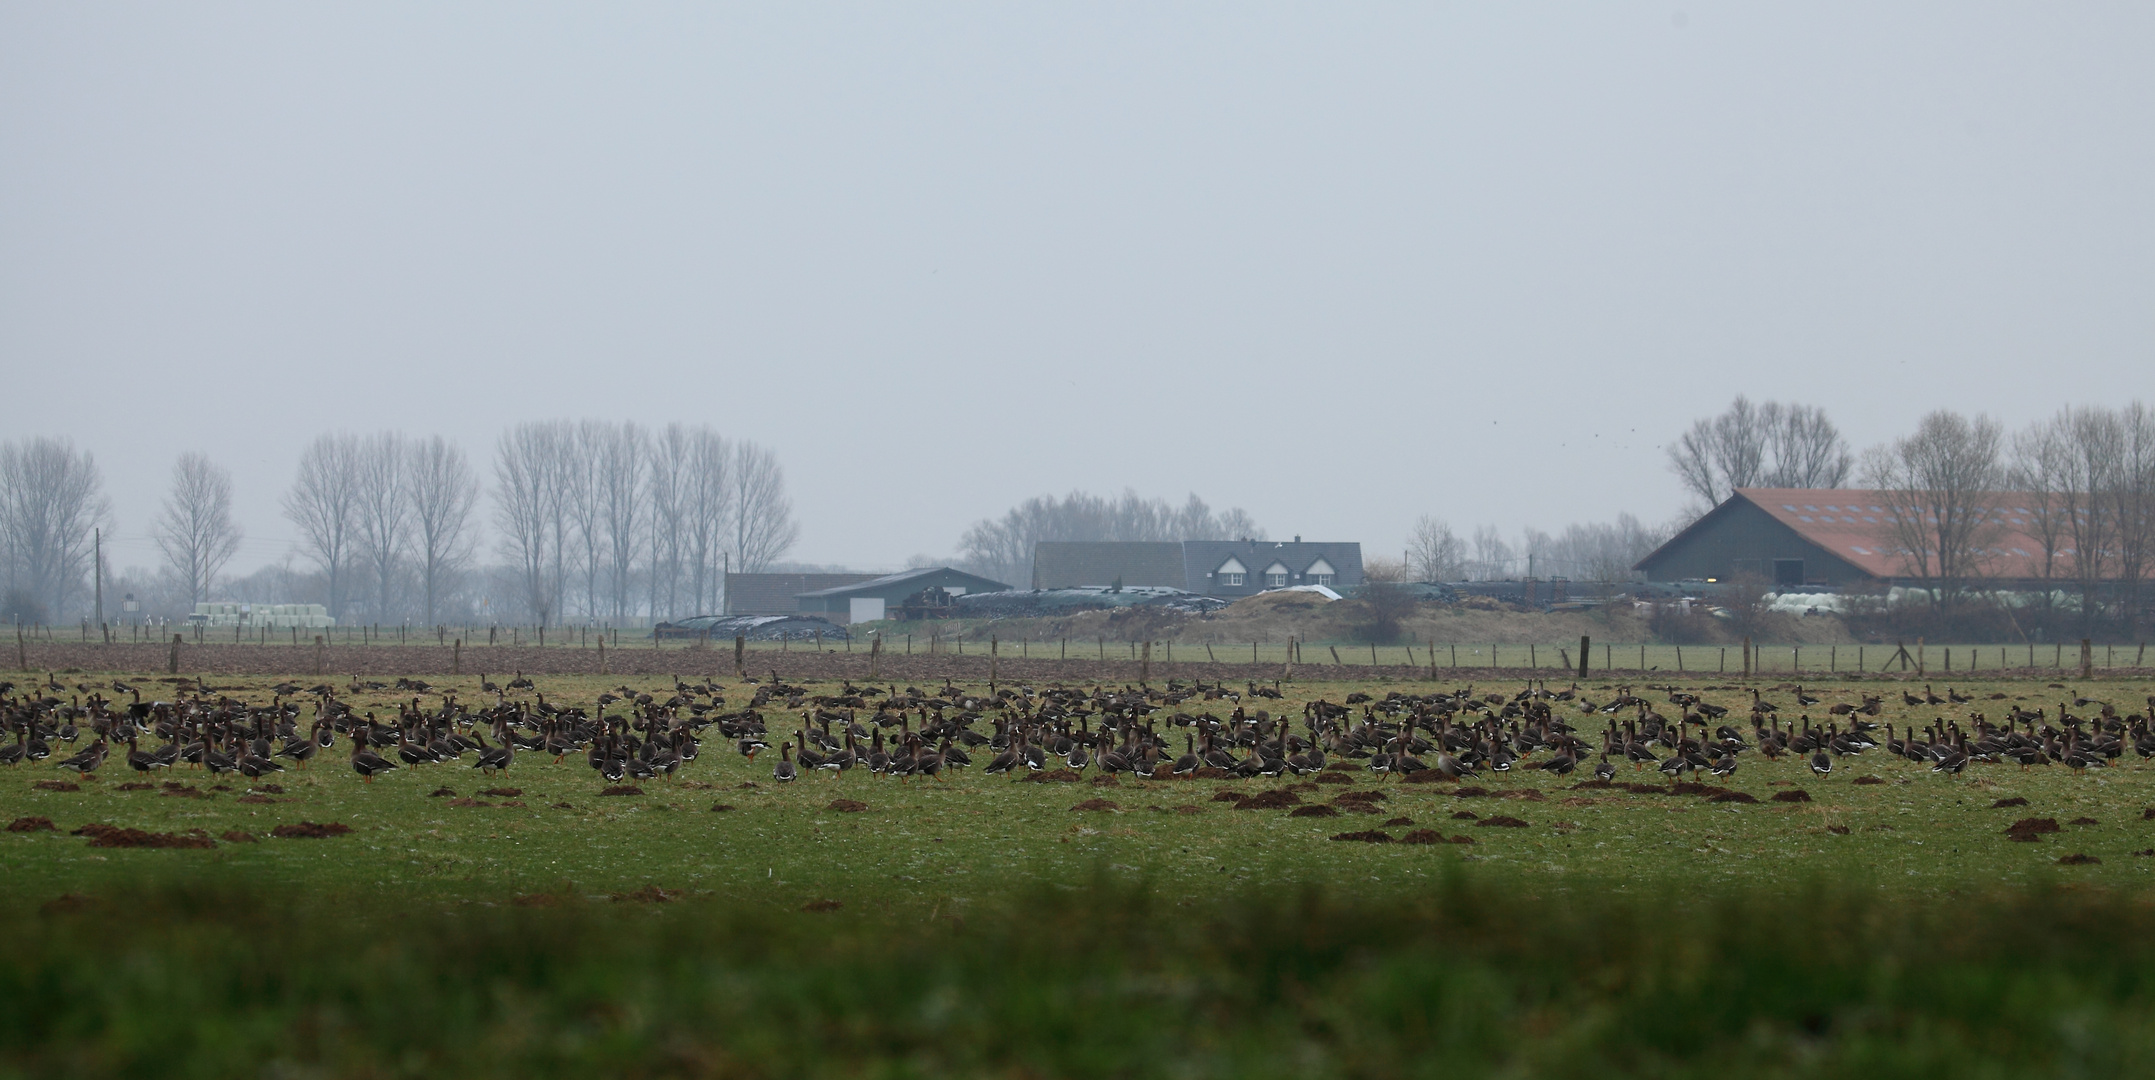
[[1221, 573, 1246, 587], [1214, 556, 1248, 588], [1304, 557, 1336, 587], [1263, 562, 1290, 588]]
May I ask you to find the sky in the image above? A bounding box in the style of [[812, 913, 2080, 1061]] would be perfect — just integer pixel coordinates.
[[4, 3, 2152, 578]]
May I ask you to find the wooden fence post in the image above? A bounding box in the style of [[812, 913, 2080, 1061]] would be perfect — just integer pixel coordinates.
[[454, 639, 462, 675], [870, 633, 882, 679], [1139, 640, 1150, 685], [1741, 636, 1751, 678], [1578, 635, 1590, 679], [169, 633, 181, 674], [735, 635, 746, 678], [597, 636, 606, 675]]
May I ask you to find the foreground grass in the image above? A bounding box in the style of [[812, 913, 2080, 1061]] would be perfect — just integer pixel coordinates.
[[6, 670, 2155, 1074], [5, 874, 2155, 1078]]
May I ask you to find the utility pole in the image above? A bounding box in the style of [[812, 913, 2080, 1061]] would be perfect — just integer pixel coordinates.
[[93, 528, 103, 632]]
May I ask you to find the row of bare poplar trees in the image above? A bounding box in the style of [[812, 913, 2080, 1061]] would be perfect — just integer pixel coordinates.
[[282, 422, 798, 627]]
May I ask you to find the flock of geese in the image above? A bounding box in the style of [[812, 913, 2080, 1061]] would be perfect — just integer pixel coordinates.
[[3, 671, 2154, 792]]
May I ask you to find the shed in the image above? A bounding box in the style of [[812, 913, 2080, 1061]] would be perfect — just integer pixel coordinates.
[[794, 567, 1013, 624]]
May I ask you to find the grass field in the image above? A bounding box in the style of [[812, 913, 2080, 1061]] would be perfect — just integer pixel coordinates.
[[5, 668, 2155, 1076]]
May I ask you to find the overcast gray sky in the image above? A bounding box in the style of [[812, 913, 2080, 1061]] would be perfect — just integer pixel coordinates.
[[5, 3, 2151, 576]]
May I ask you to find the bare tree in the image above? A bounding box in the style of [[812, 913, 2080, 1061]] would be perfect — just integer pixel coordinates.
[[1668, 396, 1851, 510], [2014, 407, 2122, 631], [1405, 515, 1466, 581], [2112, 402, 2155, 633], [645, 424, 693, 620], [353, 433, 410, 621], [1468, 524, 1513, 581], [560, 422, 606, 620], [407, 435, 478, 626], [1861, 410, 2007, 610], [0, 436, 110, 620], [594, 421, 646, 620], [152, 452, 242, 606], [282, 433, 364, 619], [685, 427, 731, 615], [494, 422, 568, 626], [731, 440, 799, 575]]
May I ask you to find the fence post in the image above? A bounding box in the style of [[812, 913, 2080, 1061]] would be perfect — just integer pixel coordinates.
[[315, 635, 324, 676], [735, 635, 746, 678], [1139, 640, 1150, 685], [169, 633, 181, 674], [597, 636, 606, 675], [1578, 635, 1590, 679], [15, 624, 23, 671], [871, 633, 882, 679], [1741, 636, 1751, 678], [455, 639, 463, 675]]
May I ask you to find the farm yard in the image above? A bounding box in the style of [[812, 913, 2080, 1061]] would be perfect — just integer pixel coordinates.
[[7, 658, 2155, 1077]]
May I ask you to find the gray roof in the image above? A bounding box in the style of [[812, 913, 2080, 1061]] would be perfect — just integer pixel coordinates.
[[1181, 540, 1364, 592], [1031, 541, 1186, 589], [726, 572, 879, 615], [792, 566, 1012, 599]]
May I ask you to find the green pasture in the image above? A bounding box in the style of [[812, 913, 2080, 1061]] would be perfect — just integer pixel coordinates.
[[6, 669, 2155, 1077]]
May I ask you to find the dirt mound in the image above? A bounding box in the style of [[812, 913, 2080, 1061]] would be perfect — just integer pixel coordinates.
[[271, 821, 352, 839], [1451, 810, 1479, 820], [1333, 801, 1382, 815], [1236, 790, 1302, 810], [1453, 786, 1490, 798], [826, 799, 868, 813], [32, 781, 80, 793], [802, 899, 843, 913], [236, 794, 279, 805], [709, 803, 736, 812], [1476, 816, 1530, 828], [1070, 798, 1120, 812], [1024, 769, 1082, 783], [1400, 770, 1452, 784], [1314, 771, 1355, 785], [1400, 829, 1446, 844], [1173, 805, 1203, 815], [2070, 816, 2099, 826], [612, 885, 681, 903], [1329, 830, 1394, 843], [2058, 853, 2102, 865], [1383, 816, 1415, 827], [1190, 767, 1230, 780], [115, 782, 156, 791], [599, 785, 644, 797], [253, 784, 285, 794], [2006, 817, 2061, 839], [1852, 777, 1886, 786], [1289, 804, 1339, 818], [448, 798, 494, 808], [1334, 790, 1388, 804], [1089, 775, 1121, 787], [1211, 791, 1246, 803], [1771, 790, 1813, 803], [220, 831, 257, 843], [480, 787, 522, 798], [74, 824, 215, 849], [429, 787, 457, 797], [1709, 792, 1759, 804], [7, 816, 56, 832], [1993, 797, 2030, 808]]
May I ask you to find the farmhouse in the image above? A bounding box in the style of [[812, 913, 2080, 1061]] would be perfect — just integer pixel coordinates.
[[1634, 487, 2138, 588], [792, 566, 1013, 624], [1030, 538, 1364, 598]]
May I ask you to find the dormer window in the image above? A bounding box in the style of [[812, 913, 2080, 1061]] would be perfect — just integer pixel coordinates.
[[1263, 561, 1290, 588], [1305, 557, 1336, 587], [1215, 556, 1248, 587]]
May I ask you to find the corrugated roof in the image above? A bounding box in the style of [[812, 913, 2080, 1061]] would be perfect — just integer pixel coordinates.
[[1031, 542, 1186, 589], [1682, 488, 2107, 580], [726, 573, 879, 615]]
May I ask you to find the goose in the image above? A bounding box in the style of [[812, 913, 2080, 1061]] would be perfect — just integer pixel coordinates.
[[471, 730, 514, 777], [125, 736, 164, 774], [1592, 753, 1616, 782], [0, 727, 25, 768], [1807, 747, 1832, 778], [349, 732, 399, 783], [772, 742, 798, 783], [55, 736, 108, 778]]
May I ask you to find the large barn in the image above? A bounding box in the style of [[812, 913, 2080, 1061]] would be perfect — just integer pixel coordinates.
[[1634, 487, 2128, 588]]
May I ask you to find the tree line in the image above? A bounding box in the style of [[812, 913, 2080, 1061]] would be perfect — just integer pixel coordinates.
[[955, 490, 1265, 588], [0, 422, 799, 627]]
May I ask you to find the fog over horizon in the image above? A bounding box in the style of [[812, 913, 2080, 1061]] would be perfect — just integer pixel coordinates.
[[6, 4, 2151, 584]]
